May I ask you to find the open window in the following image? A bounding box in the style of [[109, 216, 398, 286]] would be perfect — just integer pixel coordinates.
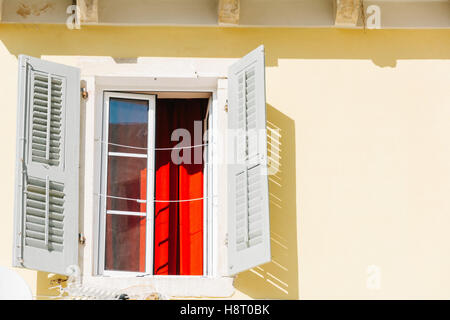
[[98, 92, 209, 276], [13, 46, 271, 278]]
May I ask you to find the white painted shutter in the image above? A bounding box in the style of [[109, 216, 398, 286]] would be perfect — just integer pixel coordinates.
[[227, 45, 271, 275], [13, 55, 80, 276]]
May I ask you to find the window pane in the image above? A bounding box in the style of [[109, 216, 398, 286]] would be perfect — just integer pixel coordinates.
[[105, 214, 146, 272], [109, 98, 148, 154], [104, 96, 149, 273], [107, 156, 147, 212]]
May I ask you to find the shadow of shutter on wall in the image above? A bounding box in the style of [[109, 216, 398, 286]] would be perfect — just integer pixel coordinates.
[[227, 46, 271, 276], [13, 55, 80, 276]]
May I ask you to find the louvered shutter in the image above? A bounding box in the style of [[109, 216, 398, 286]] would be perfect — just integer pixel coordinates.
[[13, 55, 80, 276], [227, 45, 271, 275]]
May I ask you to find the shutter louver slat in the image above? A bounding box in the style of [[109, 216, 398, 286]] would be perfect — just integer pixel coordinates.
[[25, 222, 64, 236], [13, 55, 80, 275], [25, 231, 63, 245], [26, 216, 64, 229], [24, 176, 65, 252], [24, 239, 64, 252], [31, 72, 64, 167], [228, 46, 271, 275], [234, 164, 264, 253], [235, 170, 248, 252]]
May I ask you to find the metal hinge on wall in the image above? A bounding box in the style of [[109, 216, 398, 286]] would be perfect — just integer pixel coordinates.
[[80, 87, 88, 99], [79, 233, 86, 245]]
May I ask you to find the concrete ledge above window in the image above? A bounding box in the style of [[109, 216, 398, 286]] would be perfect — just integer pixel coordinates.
[[0, 0, 448, 29]]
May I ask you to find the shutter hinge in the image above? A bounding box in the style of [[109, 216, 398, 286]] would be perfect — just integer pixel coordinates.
[[224, 99, 228, 113], [78, 233, 86, 245], [224, 233, 228, 247], [80, 87, 88, 100]]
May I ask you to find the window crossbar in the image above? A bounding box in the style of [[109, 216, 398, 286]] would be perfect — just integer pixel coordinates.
[[98, 140, 208, 151], [95, 193, 208, 203]]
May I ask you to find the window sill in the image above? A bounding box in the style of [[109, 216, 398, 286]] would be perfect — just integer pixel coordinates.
[[81, 274, 235, 299]]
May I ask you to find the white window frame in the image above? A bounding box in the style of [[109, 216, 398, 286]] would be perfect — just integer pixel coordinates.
[[73, 56, 235, 297], [96, 86, 216, 279], [98, 90, 215, 278]]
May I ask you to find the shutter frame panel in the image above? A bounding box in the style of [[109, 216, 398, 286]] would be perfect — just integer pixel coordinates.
[[13, 55, 80, 276], [227, 45, 271, 276]]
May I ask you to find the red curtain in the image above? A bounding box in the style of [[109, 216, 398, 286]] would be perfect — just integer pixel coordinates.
[[154, 99, 207, 275]]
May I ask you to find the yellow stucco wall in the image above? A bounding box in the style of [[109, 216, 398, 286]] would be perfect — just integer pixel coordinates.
[[0, 25, 449, 299]]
